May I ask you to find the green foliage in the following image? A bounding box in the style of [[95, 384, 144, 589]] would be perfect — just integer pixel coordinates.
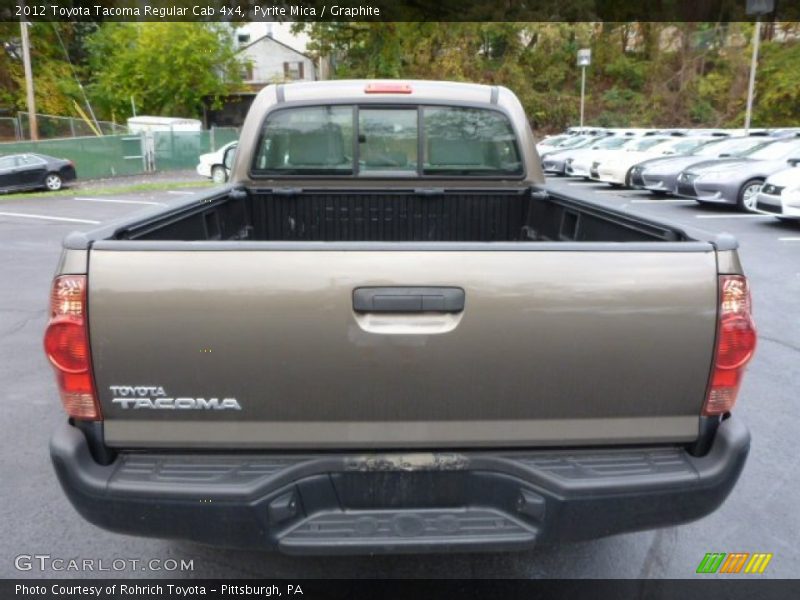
[[85, 23, 245, 120], [752, 40, 800, 125], [3, 21, 798, 133], [299, 22, 800, 133], [601, 55, 647, 91], [0, 22, 88, 117]]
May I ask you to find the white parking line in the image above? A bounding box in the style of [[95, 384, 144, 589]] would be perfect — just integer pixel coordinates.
[[778, 237, 800, 242], [631, 199, 695, 204], [631, 198, 695, 204], [695, 214, 774, 219], [167, 190, 195, 195], [565, 182, 596, 186], [73, 197, 164, 206], [0, 212, 100, 224]]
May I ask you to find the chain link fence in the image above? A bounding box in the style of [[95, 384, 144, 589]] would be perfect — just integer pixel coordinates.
[[16, 112, 128, 140]]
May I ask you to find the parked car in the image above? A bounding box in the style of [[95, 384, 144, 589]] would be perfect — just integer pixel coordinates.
[[535, 134, 571, 155], [565, 126, 607, 136], [629, 136, 772, 196], [47, 80, 754, 554], [675, 136, 800, 211], [767, 128, 800, 138], [541, 134, 611, 175], [564, 136, 632, 178], [196, 141, 238, 183], [754, 162, 800, 221], [589, 136, 703, 186], [0, 153, 76, 193]]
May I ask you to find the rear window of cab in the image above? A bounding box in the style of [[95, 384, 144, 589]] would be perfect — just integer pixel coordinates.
[[251, 105, 523, 177]]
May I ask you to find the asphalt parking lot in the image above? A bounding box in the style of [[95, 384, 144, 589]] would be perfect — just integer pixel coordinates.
[[1, 175, 797, 579]]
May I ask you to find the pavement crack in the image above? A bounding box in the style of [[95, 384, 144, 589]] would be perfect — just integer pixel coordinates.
[[758, 335, 800, 354], [0, 309, 46, 337], [636, 528, 678, 579]]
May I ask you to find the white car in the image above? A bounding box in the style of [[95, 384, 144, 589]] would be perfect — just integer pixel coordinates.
[[196, 141, 237, 183], [564, 136, 632, 178], [754, 164, 800, 220], [590, 137, 708, 186], [535, 134, 572, 155]]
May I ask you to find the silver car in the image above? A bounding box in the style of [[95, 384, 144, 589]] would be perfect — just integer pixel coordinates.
[[675, 137, 800, 211], [629, 136, 771, 195]]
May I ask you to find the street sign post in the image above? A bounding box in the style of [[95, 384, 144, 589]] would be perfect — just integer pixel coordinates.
[[577, 49, 591, 128], [746, 0, 774, 15]]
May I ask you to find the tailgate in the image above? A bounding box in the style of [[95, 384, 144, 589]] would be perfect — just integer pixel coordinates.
[[88, 247, 718, 448]]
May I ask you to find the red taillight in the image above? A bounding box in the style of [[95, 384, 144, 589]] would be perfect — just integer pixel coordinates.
[[703, 275, 756, 416], [43, 275, 101, 420], [364, 82, 412, 94], [44, 319, 89, 372]]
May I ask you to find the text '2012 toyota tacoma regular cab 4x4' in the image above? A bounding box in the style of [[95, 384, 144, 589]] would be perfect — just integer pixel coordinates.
[[46, 80, 756, 554]]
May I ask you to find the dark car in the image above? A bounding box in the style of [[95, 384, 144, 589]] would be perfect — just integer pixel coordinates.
[[0, 153, 76, 193]]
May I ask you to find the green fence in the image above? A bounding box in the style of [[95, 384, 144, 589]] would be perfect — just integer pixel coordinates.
[[153, 128, 239, 171], [0, 127, 239, 180], [0, 134, 145, 179]]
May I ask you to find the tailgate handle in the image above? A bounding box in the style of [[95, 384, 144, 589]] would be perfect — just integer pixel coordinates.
[[353, 287, 465, 313]]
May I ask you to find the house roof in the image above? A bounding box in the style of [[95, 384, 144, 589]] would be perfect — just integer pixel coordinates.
[[238, 34, 312, 60]]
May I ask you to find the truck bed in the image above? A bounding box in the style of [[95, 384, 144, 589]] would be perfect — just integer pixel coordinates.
[[110, 187, 688, 244], [68, 185, 723, 450]]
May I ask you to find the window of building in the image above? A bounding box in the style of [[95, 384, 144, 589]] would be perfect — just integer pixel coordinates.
[[283, 61, 305, 80]]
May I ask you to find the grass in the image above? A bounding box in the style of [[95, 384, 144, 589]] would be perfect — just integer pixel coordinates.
[[0, 179, 214, 201]]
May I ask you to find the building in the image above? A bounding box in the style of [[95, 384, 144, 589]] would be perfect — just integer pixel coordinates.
[[238, 28, 316, 86], [204, 24, 317, 128]]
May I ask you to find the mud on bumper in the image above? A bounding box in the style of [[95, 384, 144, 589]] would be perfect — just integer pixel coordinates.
[[50, 419, 749, 555]]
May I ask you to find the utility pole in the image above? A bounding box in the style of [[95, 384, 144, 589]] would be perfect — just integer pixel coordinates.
[[744, 17, 761, 134], [744, 0, 775, 134], [19, 18, 38, 141]]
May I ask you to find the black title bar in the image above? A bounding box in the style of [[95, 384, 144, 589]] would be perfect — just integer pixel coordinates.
[[2, 0, 800, 22], [3, 579, 800, 600]]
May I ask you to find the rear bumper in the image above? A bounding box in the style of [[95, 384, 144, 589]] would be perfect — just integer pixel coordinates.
[[60, 167, 77, 182], [51, 418, 749, 555]]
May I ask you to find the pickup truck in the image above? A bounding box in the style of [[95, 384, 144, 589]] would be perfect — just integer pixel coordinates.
[[46, 80, 755, 555]]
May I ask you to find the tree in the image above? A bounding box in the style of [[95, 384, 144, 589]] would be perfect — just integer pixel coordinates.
[[297, 21, 800, 133], [85, 23, 245, 120], [0, 22, 89, 117]]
